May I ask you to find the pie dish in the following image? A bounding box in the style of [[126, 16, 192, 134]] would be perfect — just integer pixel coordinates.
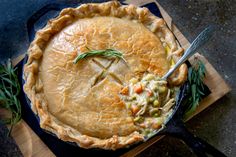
[[23, 1, 187, 150]]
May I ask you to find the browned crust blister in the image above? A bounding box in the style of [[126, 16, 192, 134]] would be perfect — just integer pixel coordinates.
[[23, 1, 187, 150]]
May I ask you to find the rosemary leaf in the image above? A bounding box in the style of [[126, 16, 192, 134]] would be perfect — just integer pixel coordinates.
[[184, 60, 207, 118], [73, 48, 126, 64], [0, 59, 22, 135]]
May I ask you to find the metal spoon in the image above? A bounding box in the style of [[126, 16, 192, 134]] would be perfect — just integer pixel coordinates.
[[162, 26, 215, 80]]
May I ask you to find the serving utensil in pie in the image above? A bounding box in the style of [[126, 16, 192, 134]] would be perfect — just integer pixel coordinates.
[[162, 26, 215, 80]]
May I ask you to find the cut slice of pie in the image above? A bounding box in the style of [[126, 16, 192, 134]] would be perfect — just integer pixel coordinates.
[[23, 1, 187, 150]]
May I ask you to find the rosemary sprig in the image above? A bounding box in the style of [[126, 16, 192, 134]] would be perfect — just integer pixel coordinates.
[[73, 48, 126, 64], [0, 59, 21, 135], [184, 59, 207, 118]]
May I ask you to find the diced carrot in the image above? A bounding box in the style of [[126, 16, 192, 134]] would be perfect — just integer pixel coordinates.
[[120, 86, 129, 95], [151, 123, 162, 129], [72, 51, 77, 58], [134, 84, 143, 94], [139, 123, 146, 128], [147, 90, 153, 97], [151, 118, 163, 129], [131, 105, 140, 115]]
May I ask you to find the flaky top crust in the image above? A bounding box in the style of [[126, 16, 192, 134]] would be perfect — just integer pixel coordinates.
[[23, 1, 187, 150]]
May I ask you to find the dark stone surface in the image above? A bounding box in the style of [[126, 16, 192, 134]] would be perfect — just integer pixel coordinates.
[[0, 0, 235, 157], [0, 122, 23, 157]]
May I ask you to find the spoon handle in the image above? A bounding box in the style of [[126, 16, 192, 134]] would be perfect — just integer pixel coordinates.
[[162, 26, 215, 80]]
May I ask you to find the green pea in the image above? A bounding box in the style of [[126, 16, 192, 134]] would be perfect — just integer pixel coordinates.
[[134, 117, 140, 122], [134, 116, 144, 123], [153, 100, 160, 107], [153, 86, 158, 92], [149, 97, 155, 103], [158, 86, 167, 93], [154, 113, 160, 117], [149, 108, 160, 116], [144, 74, 154, 81], [130, 78, 138, 84]]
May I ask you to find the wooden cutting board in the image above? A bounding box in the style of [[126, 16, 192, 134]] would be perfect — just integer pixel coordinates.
[[9, 1, 231, 157]]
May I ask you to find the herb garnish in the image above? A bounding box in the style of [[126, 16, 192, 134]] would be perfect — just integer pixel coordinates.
[[0, 59, 21, 135], [184, 59, 207, 118], [73, 48, 126, 64]]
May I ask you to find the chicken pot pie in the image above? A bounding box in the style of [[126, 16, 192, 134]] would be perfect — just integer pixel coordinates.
[[23, 1, 187, 150]]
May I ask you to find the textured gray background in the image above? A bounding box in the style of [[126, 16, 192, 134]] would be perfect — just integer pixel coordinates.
[[0, 0, 235, 157]]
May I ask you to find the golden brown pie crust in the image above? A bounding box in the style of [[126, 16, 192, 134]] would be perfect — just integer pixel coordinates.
[[23, 1, 187, 150]]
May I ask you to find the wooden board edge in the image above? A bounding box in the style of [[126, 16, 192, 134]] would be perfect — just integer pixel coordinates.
[[12, 54, 25, 67], [11, 121, 55, 157]]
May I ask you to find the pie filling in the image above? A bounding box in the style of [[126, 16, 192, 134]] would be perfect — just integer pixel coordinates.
[[120, 73, 177, 137]]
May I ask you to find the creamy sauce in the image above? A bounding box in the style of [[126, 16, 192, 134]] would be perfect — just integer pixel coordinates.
[[120, 73, 177, 137]]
